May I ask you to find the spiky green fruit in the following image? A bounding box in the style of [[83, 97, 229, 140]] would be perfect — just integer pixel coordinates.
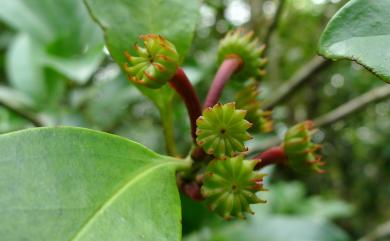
[[235, 80, 273, 133], [196, 103, 252, 158], [218, 29, 267, 80], [202, 155, 267, 220], [283, 121, 325, 173], [124, 34, 179, 89]]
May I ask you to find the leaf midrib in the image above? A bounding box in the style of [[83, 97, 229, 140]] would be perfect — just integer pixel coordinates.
[[69, 161, 177, 241]]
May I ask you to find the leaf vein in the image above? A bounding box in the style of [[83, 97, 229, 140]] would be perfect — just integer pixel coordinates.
[[69, 161, 176, 241]]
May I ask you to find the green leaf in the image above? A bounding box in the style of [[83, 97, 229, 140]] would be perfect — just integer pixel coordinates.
[[319, 0, 390, 82], [43, 48, 104, 84], [83, 0, 200, 106], [84, 0, 199, 64], [84, 73, 138, 129], [0, 0, 104, 87], [184, 182, 352, 241], [0, 85, 35, 110], [185, 216, 350, 241], [214, 216, 350, 241], [6, 33, 45, 102], [0, 0, 53, 43], [6, 34, 67, 107], [0, 127, 189, 241]]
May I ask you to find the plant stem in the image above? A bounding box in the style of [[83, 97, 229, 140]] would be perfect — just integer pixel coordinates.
[[263, 0, 286, 52], [169, 68, 202, 141], [191, 146, 207, 162], [159, 103, 179, 156], [263, 56, 331, 110], [191, 57, 243, 161], [179, 181, 204, 201], [203, 56, 243, 108], [253, 146, 287, 170]]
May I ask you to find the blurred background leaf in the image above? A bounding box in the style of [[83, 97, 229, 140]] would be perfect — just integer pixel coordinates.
[[0, 0, 104, 107], [183, 181, 353, 241], [184, 216, 350, 241]]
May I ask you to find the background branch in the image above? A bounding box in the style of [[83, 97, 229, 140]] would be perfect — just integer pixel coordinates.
[[0, 101, 44, 127], [251, 84, 390, 154], [264, 56, 331, 110], [314, 84, 390, 128], [263, 0, 286, 49], [358, 220, 390, 241], [0, 86, 44, 127]]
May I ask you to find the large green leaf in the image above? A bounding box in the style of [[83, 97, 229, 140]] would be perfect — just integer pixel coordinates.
[[0, 127, 189, 241], [319, 0, 390, 83], [83, 0, 200, 107]]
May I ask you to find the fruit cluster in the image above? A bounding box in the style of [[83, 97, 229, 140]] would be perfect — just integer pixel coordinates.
[[122, 29, 324, 220]]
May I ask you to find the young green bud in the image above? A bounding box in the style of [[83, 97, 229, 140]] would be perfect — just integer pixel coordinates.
[[283, 121, 325, 173], [124, 34, 179, 89], [235, 80, 273, 133], [196, 103, 252, 158], [218, 29, 267, 80], [202, 155, 267, 220]]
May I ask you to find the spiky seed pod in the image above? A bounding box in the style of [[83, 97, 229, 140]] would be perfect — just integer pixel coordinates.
[[202, 155, 267, 220], [283, 121, 325, 173], [196, 103, 252, 158], [124, 34, 179, 89], [218, 29, 267, 80], [235, 80, 273, 133]]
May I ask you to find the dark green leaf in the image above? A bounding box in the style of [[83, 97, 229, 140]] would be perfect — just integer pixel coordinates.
[[319, 0, 390, 82]]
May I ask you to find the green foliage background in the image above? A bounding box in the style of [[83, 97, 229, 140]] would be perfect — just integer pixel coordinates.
[[0, 0, 389, 240]]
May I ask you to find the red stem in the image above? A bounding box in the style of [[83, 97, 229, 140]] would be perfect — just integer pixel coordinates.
[[203, 56, 243, 108], [169, 68, 202, 141], [179, 181, 204, 201], [254, 146, 287, 169]]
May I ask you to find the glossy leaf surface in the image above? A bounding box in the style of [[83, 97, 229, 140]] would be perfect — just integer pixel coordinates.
[[0, 127, 186, 241], [319, 0, 390, 82]]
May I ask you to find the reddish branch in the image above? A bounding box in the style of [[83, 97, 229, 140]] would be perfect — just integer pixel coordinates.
[[179, 181, 204, 201], [191, 57, 243, 161], [169, 68, 202, 141], [253, 146, 287, 169], [203, 56, 243, 108]]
